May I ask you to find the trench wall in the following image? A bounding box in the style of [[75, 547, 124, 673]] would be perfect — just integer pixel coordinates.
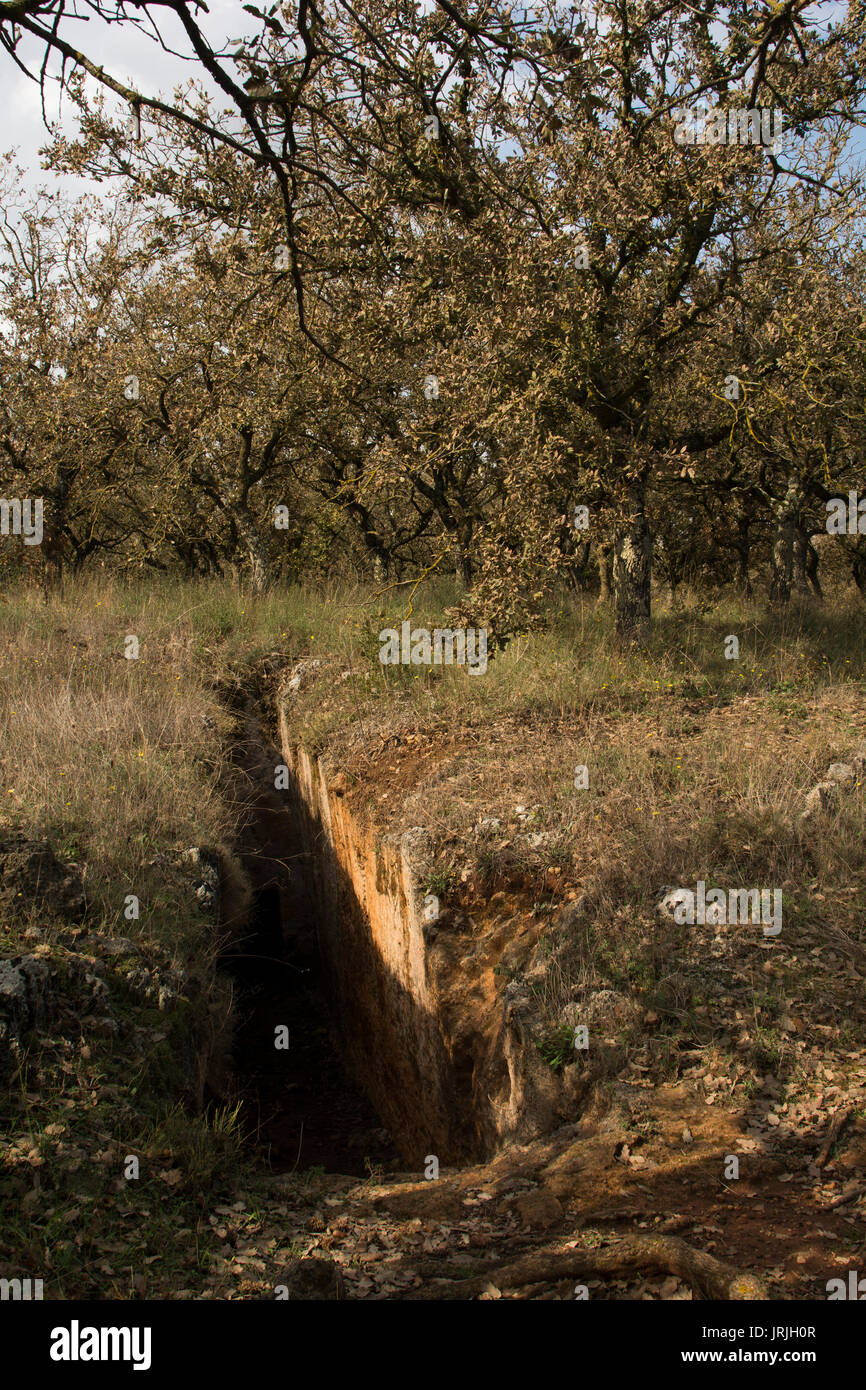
[[277, 704, 569, 1168]]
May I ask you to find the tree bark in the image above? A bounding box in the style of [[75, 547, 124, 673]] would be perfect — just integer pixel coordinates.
[[805, 540, 822, 599], [847, 539, 866, 595], [769, 478, 802, 605], [597, 540, 612, 604], [571, 539, 591, 592], [792, 524, 811, 595], [612, 478, 652, 641], [455, 536, 473, 590], [234, 505, 271, 594], [733, 506, 753, 599]]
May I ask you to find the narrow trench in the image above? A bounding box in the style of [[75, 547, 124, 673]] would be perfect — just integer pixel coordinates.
[[218, 697, 400, 1178]]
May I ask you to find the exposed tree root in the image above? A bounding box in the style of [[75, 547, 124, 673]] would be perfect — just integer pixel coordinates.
[[402, 1233, 768, 1300], [816, 1106, 853, 1169]]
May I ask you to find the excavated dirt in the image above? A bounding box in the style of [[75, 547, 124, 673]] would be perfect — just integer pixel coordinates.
[[218, 683, 568, 1180], [196, 1070, 866, 1301], [199, 677, 866, 1300]]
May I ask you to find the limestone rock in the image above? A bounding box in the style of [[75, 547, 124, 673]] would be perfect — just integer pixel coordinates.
[[0, 831, 85, 921], [801, 780, 839, 822], [657, 886, 692, 921], [581, 989, 640, 1032], [0, 955, 52, 1045], [80, 934, 141, 957], [556, 898, 588, 930], [284, 659, 323, 694], [826, 762, 855, 786], [801, 753, 863, 821], [181, 846, 221, 910]]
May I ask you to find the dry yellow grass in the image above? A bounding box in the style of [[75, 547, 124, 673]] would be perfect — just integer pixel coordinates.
[[1, 574, 865, 1299]]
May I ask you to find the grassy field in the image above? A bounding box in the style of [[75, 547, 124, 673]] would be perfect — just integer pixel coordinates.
[[1, 576, 865, 1298]]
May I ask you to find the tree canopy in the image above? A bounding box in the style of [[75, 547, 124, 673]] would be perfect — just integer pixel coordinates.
[[2, 1, 866, 637]]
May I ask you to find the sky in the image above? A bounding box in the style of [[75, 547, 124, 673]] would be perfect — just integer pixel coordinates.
[[0, 1, 859, 206], [0, 0, 445, 200], [1, 0, 242, 201]]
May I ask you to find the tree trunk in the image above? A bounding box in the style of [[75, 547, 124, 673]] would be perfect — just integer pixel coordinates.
[[848, 540, 866, 595], [733, 507, 753, 599], [665, 545, 684, 608], [42, 462, 76, 600], [792, 524, 811, 595], [769, 478, 802, 606], [597, 540, 612, 604], [345, 503, 390, 581], [612, 480, 652, 641], [455, 538, 472, 591], [770, 530, 792, 604], [805, 537, 823, 599], [248, 549, 270, 594], [234, 506, 271, 594], [572, 539, 591, 591]]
